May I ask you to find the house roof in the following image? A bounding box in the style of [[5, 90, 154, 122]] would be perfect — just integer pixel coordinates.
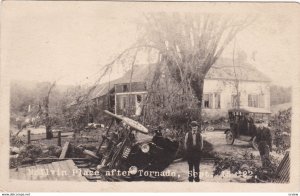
[[80, 58, 271, 102], [112, 58, 271, 86], [206, 58, 271, 82], [89, 63, 156, 99], [89, 83, 113, 100]]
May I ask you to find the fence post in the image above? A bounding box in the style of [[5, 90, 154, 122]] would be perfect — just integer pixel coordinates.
[[27, 130, 31, 144], [58, 131, 61, 147]]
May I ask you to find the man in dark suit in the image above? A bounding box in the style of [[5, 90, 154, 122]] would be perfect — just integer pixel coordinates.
[[184, 121, 203, 182], [256, 125, 273, 167]]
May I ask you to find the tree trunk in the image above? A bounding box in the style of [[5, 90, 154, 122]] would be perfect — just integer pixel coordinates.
[[45, 98, 53, 139], [190, 76, 204, 130], [44, 82, 56, 139], [45, 109, 53, 139]]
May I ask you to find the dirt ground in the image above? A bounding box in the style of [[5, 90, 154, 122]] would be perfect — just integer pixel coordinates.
[[164, 130, 273, 183]]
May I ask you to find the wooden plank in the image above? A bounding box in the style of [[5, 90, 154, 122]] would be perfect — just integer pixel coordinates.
[[36, 164, 50, 181], [47, 162, 57, 181], [62, 160, 88, 181], [58, 160, 75, 180], [65, 160, 88, 182], [59, 142, 70, 159], [51, 161, 68, 181], [30, 165, 41, 181], [57, 161, 73, 181], [31, 135, 70, 141], [37, 158, 90, 161], [59, 160, 85, 182], [80, 168, 94, 179], [39, 164, 51, 181]]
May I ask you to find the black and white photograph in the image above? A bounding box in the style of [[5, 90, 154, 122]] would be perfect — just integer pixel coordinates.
[[0, 1, 299, 192]]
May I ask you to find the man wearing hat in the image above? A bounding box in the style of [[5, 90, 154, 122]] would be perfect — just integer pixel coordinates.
[[184, 121, 203, 182]]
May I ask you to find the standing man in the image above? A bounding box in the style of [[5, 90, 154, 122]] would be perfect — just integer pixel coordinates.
[[256, 125, 273, 167], [184, 121, 203, 182]]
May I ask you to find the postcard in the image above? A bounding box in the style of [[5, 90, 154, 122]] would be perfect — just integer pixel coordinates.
[[0, 1, 299, 192]]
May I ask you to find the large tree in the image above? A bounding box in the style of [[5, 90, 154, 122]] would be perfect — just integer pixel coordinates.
[[137, 13, 254, 126]]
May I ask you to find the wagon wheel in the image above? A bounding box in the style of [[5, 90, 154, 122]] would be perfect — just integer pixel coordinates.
[[252, 136, 259, 150], [226, 130, 235, 145]]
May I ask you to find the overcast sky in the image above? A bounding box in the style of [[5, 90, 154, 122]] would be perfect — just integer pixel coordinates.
[[1, 2, 299, 87]]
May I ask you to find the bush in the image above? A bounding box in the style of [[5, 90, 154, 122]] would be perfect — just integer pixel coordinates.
[[270, 108, 291, 154]]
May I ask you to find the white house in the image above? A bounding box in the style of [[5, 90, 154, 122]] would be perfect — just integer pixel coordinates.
[[202, 58, 271, 118]]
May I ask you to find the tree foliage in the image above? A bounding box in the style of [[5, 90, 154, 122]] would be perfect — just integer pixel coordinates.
[[139, 13, 253, 103], [135, 13, 255, 128]]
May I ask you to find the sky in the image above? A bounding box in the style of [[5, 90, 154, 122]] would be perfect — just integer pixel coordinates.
[[1, 2, 299, 87]]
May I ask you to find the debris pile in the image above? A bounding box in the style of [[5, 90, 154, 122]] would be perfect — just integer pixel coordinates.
[[213, 150, 282, 183], [10, 144, 43, 168]]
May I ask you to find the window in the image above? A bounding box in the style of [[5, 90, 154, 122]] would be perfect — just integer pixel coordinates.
[[248, 94, 258, 107], [202, 93, 221, 109], [203, 93, 213, 108], [215, 93, 221, 109], [120, 96, 127, 109], [123, 85, 128, 92], [135, 94, 143, 116], [136, 95, 142, 103], [248, 94, 264, 108], [203, 94, 209, 108]]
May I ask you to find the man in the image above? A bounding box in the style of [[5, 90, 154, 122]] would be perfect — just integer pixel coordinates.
[[247, 113, 255, 137], [256, 124, 273, 167], [184, 121, 203, 182]]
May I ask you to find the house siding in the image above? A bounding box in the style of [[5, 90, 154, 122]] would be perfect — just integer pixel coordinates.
[[202, 79, 270, 118]]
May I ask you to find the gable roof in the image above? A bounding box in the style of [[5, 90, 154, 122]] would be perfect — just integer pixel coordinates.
[[89, 63, 156, 99], [112, 58, 271, 85], [206, 58, 271, 82], [89, 83, 113, 100], [83, 58, 271, 101]]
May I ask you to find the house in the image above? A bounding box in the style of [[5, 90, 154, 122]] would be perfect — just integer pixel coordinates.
[[71, 57, 271, 122], [86, 64, 154, 121], [202, 58, 271, 118]]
